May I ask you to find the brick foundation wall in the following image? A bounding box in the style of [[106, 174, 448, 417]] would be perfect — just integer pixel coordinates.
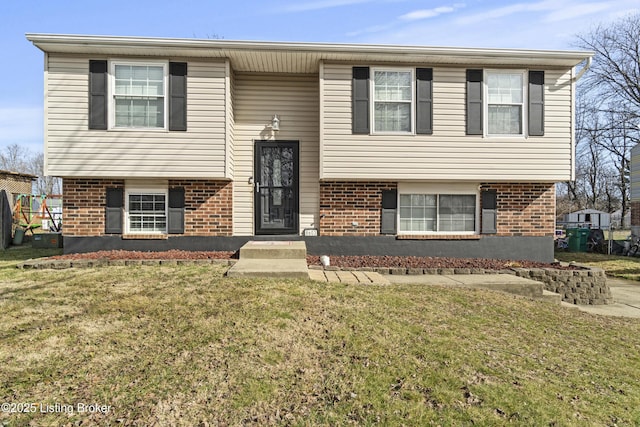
[[63, 179, 125, 236], [169, 180, 232, 236], [63, 178, 233, 237], [631, 201, 640, 227], [319, 181, 397, 236], [481, 183, 555, 237]]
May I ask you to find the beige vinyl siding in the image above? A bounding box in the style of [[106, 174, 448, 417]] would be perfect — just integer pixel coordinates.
[[45, 54, 228, 178], [321, 63, 574, 181], [233, 73, 319, 236], [225, 61, 235, 179]]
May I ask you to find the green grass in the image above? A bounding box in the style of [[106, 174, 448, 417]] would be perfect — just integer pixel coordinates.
[[0, 249, 639, 425], [555, 251, 640, 281]]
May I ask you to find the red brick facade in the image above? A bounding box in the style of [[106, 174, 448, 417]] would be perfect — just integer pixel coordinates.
[[63, 178, 232, 237], [64, 178, 554, 238], [319, 181, 397, 236], [169, 180, 233, 236], [63, 179, 124, 236], [319, 181, 555, 237], [481, 182, 556, 237]]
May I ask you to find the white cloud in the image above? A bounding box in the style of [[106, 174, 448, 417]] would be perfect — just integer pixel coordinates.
[[348, 0, 640, 49], [400, 5, 461, 21], [455, 0, 559, 25], [283, 0, 375, 12], [544, 2, 612, 22], [348, 3, 466, 37], [0, 107, 43, 153]]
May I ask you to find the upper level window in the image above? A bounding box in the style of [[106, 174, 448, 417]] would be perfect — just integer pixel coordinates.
[[486, 71, 524, 136], [372, 69, 413, 133], [111, 62, 167, 129]]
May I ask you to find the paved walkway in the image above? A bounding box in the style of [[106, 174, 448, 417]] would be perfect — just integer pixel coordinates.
[[570, 277, 640, 318], [308, 269, 390, 285], [310, 270, 640, 318]]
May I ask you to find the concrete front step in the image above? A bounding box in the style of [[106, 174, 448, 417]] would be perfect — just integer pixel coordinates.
[[226, 259, 309, 278], [239, 240, 307, 260], [542, 290, 563, 305]]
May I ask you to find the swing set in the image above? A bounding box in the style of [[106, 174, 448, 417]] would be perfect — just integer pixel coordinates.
[[12, 194, 63, 234]]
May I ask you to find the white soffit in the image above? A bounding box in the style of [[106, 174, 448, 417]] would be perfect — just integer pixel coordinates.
[[26, 33, 594, 73]]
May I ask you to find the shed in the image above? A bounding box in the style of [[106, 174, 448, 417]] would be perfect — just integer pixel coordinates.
[[0, 170, 36, 208], [563, 209, 611, 229]]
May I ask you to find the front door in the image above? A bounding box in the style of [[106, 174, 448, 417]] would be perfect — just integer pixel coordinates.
[[254, 141, 299, 235]]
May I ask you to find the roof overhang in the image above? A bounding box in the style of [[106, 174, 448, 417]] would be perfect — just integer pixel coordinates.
[[26, 33, 594, 74]]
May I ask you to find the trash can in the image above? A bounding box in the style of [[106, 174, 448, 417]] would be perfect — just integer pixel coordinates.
[[566, 228, 589, 252], [12, 227, 25, 245]]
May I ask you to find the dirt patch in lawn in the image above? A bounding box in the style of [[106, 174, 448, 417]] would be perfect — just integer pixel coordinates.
[[50, 250, 576, 270]]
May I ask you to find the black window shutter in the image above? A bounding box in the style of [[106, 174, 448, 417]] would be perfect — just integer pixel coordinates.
[[466, 69, 483, 135], [352, 67, 370, 134], [169, 62, 187, 131], [416, 68, 433, 135], [105, 188, 123, 234], [89, 60, 108, 130], [481, 189, 497, 234], [528, 71, 545, 136], [168, 187, 185, 234], [381, 189, 397, 234]]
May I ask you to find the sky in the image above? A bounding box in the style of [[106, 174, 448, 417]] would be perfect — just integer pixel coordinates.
[[1, 0, 638, 156]]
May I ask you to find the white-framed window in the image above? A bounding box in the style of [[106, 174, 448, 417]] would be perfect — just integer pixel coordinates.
[[398, 183, 478, 234], [485, 70, 526, 136], [125, 186, 168, 234], [372, 68, 414, 133], [110, 61, 168, 130]]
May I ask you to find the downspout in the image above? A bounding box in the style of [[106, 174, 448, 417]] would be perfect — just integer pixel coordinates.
[[572, 56, 592, 82], [569, 56, 592, 181]]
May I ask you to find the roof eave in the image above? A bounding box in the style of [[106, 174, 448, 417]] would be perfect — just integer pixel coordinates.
[[26, 33, 594, 69]]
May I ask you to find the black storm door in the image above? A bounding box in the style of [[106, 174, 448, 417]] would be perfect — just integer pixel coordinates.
[[254, 141, 299, 235]]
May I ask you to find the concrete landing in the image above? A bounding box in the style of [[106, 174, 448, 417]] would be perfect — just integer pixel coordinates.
[[239, 240, 307, 259], [226, 241, 309, 279]]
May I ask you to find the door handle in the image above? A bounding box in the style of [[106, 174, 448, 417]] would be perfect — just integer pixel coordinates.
[[255, 181, 260, 193]]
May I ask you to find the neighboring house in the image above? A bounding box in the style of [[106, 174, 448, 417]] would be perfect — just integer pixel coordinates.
[[27, 34, 593, 262], [562, 209, 611, 230], [632, 144, 640, 235], [0, 170, 36, 208]]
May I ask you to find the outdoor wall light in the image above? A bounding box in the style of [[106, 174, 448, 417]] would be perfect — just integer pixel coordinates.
[[271, 114, 280, 131]]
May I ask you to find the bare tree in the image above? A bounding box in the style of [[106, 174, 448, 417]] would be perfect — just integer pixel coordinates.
[[567, 14, 640, 227], [0, 143, 31, 173], [0, 144, 61, 195], [576, 13, 640, 119]]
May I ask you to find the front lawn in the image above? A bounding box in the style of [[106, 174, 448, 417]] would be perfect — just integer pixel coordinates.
[[555, 251, 640, 281], [0, 249, 639, 425]]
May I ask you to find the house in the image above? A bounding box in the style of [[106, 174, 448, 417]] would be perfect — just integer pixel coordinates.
[[27, 34, 593, 262], [562, 209, 611, 230], [631, 144, 640, 235]]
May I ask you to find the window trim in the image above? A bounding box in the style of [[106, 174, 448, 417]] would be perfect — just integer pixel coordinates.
[[370, 67, 415, 135], [396, 183, 480, 235], [124, 186, 169, 235], [484, 69, 527, 138], [108, 60, 169, 131]]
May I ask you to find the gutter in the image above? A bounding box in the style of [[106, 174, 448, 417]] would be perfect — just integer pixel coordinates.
[[572, 56, 592, 82]]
